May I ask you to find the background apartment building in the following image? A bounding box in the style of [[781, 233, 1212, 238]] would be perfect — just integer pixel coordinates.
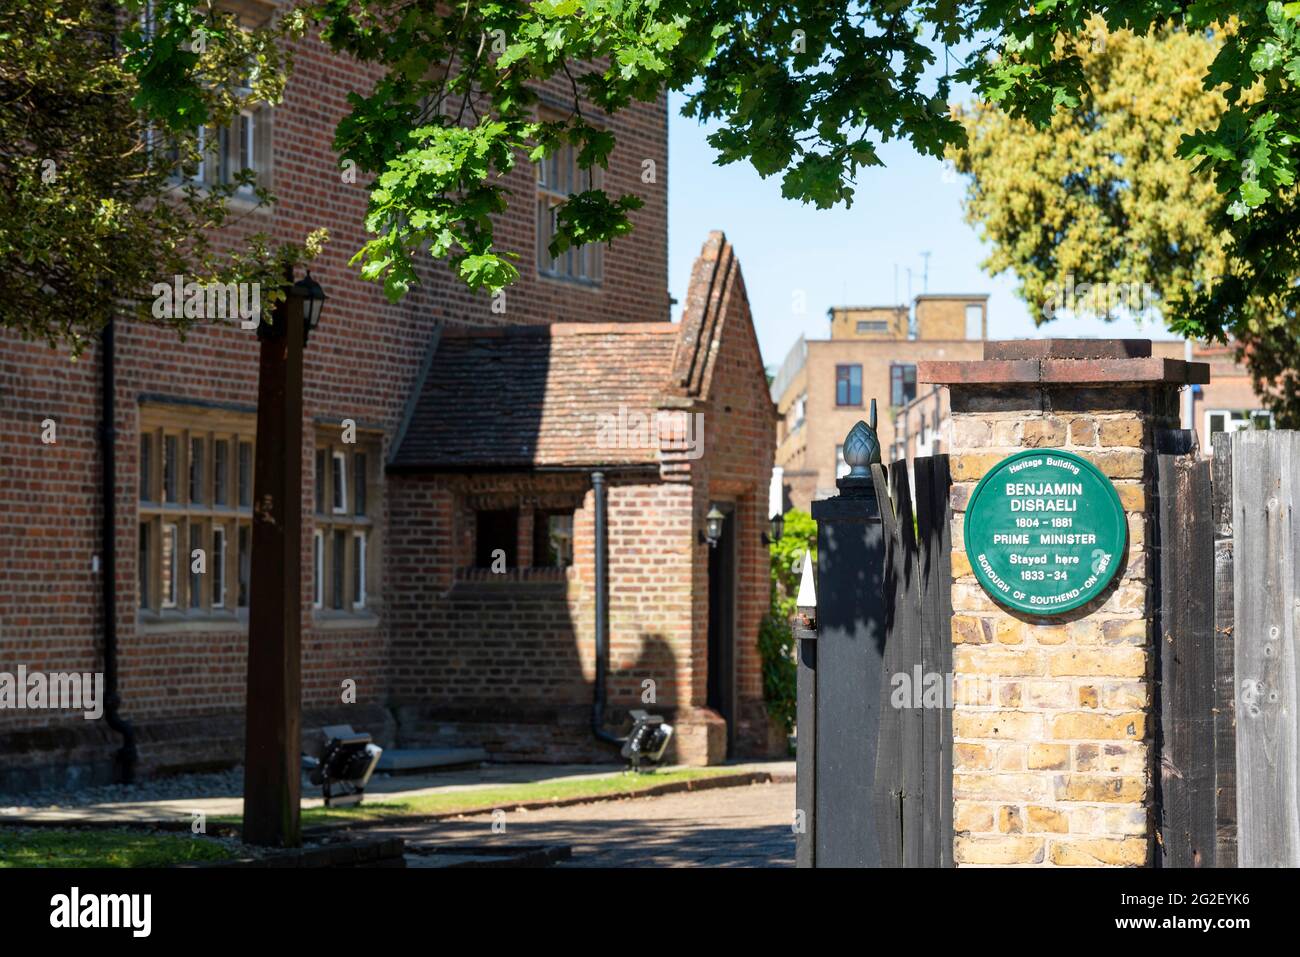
[[772, 294, 988, 510], [773, 297, 1274, 513]]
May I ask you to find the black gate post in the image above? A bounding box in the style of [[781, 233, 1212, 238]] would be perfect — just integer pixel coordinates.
[[805, 410, 891, 867]]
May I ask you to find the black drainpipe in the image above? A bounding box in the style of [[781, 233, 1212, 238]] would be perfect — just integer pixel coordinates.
[[591, 470, 621, 749], [101, 318, 137, 782]]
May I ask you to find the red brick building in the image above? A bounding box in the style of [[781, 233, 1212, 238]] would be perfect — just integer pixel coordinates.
[[0, 15, 779, 788]]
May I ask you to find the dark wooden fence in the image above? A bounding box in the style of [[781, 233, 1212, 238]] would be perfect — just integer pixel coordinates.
[[800, 428, 1298, 869], [875, 455, 954, 867], [1156, 429, 1300, 868], [1153, 431, 1219, 866], [797, 453, 953, 867]]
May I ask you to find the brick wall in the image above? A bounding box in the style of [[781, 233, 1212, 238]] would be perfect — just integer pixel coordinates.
[[0, 22, 669, 786], [385, 233, 779, 766], [0, 341, 108, 787], [689, 247, 780, 757], [828, 306, 909, 340], [387, 472, 701, 762]]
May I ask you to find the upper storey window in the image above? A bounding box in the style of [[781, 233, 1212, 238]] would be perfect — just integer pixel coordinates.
[[537, 140, 603, 284]]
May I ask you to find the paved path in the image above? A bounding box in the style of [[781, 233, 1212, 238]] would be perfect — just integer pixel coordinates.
[[388, 779, 796, 868], [2, 761, 791, 824]]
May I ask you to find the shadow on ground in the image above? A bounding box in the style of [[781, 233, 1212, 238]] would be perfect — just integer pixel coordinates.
[[373, 782, 797, 868]]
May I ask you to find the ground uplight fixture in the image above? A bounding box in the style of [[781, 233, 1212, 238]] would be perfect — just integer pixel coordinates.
[[303, 724, 382, 807], [621, 710, 674, 771]]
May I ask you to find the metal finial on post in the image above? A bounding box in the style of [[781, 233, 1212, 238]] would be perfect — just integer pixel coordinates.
[[842, 399, 882, 480]]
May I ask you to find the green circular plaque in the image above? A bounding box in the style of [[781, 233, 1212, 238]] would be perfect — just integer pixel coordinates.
[[964, 449, 1127, 615]]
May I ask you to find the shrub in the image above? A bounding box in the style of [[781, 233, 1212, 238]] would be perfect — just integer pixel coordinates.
[[759, 509, 816, 734]]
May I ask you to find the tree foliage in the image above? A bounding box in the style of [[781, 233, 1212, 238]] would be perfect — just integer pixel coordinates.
[[1240, 325, 1300, 427], [306, 0, 974, 299], [108, 2, 1300, 352], [0, 0, 1258, 369], [964, 2, 1300, 349], [952, 21, 1299, 427], [130, 0, 970, 300], [0, 0, 315, 352], [953, 23, 1230, 325]]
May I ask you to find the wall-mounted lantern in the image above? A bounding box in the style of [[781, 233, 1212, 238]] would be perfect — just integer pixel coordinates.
[[700, 504, 725, 547], [293, 270, 328, 345], [258, 269, 328, 347]]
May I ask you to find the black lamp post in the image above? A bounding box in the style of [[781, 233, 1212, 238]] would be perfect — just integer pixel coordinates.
[[243, 265, 325, 848]]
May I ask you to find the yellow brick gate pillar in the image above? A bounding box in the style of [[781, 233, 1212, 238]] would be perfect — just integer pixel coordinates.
[[919, 340, 1208, 867]]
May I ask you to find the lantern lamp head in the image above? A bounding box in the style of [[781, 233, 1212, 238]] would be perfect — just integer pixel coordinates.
[[702, 504, 725, 547], [292, 270, 327, 345]]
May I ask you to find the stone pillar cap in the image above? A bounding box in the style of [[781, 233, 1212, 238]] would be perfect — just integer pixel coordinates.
[[918, 338, 1209, 386]]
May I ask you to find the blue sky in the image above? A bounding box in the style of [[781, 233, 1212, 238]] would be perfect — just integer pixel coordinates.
[[664, 92, 1162, 371]]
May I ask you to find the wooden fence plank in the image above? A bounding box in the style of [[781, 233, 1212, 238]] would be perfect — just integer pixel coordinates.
[[914, 456, 940, 869], [933, 454, 955, 868], [869, 463, 902, 867], [887, 460, 924, 868], [914, 454, 954, 867], [1233, 431, 1300, 867], [1211, 433, 1237, 867], [1155, 449, 1217, 866]]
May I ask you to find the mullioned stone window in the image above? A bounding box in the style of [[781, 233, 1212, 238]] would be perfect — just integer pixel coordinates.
[[536, 136, 604, 285], [137, 404, 255, 626], [313, 431, 382, 618]]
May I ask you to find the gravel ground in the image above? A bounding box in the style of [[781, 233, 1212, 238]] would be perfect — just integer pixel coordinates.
[[0, 766, 427, 814], [1, 768, 255, 812]]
